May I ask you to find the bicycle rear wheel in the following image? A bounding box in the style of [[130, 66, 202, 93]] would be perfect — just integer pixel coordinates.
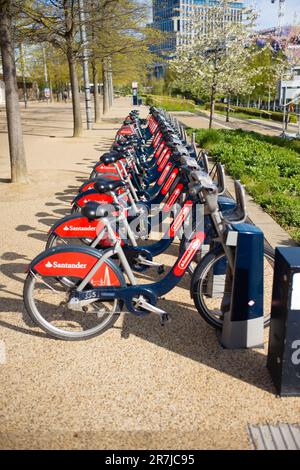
[[192, 245, 275, 330]]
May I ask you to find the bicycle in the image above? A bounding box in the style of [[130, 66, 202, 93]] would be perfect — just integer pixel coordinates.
[[23, 170, 274, 340]]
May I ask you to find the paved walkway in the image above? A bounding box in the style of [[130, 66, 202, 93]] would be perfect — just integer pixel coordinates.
[[174, 108, 299, 137], [0, 98, 299, 450]]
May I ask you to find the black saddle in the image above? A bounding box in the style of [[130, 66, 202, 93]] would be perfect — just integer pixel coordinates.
[[94, 178, 126, 194], [100, 152, 125, 166], [81, 201, 110, 220]]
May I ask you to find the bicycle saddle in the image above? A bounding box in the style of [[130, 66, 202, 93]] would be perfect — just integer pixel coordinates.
[[112, 144, 133, 153], [94, 178, 126, 194], [81, 201, 110, 220], [81, 201, 120, 220], [100, 152, 125, 165]]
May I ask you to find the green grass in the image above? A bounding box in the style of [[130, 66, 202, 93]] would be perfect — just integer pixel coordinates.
[[144, 95, 197, 112], [213, 109, 258, 120], [188, 128, 300, 243]]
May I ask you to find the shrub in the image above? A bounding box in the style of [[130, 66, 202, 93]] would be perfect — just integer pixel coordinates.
[[204, 102, 298, 124], [191, 128, 300, 243]]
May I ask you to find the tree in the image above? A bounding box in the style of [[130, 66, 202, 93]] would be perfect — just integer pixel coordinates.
[[21, 0, 85, 137], [170, 1, 257, 128], [0, 0, 28, 182], [246, 44, 288, 109], [88, 0, 161, 114]]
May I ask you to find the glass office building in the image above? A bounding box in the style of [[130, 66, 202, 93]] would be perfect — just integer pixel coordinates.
[[152, 0, 245, 59]]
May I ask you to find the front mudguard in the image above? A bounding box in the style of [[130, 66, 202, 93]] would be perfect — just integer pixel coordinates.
[[27, 245, 127, 288]]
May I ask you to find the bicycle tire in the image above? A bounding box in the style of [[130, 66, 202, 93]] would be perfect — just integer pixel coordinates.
[[191, 245, 275, 330]]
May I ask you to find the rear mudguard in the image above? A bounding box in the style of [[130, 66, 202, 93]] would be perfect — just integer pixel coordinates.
[[79, 177, 119, 194], [117, 125, 135, 137], [93, 161, 124, 176], [49, 213, 104, 239], [72, 189, 114, 208], [27, 245, 126, 288]]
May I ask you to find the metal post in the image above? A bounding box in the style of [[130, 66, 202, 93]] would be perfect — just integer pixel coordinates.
[[282, 86, 287, 135], [108, 57, 114, 107], [19, 43, 28, 109], [42, 46, 49, 104], [78, 0, 93, 130], [298, 107, 300, 137]]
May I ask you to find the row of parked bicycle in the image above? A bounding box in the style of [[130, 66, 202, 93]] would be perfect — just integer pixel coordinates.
[[23, 107, 275, 340]]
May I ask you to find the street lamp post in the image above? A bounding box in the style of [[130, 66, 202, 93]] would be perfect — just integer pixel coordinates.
[[42, 46, 49, 104], [78, 0, 93, 130]]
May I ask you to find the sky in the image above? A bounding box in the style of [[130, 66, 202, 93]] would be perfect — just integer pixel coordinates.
[[146, 1, 300, 30], [245, 1, 299, 29]]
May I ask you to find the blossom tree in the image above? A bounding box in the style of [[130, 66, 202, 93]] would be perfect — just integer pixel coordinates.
[[170, 0, 258, 127]]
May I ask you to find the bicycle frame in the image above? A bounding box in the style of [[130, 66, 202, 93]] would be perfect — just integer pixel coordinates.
[[69, 199, 205, 316]]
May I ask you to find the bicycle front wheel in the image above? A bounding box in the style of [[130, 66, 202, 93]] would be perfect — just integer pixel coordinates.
[[23, 272, 123, 340], [192, 246, 275, 330]]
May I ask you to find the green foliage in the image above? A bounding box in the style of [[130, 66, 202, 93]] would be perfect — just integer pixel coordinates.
[[190, 128, 300, 242], [204, 102, 298, 123], [144, 95, 197, 112]]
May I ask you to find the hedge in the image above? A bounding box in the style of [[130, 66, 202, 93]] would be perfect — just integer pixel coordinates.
[[204, 102, 298, 124], [189, 128, 300, 243]]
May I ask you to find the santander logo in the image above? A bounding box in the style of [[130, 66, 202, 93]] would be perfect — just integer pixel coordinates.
[[173, 206, 191, 232], [158, 163, 172, 185], [173, 234, 204, 276], [95, 266, 112, 286], [45, 260, 88, 269], [163, 183, 183, 211], [178, 239, 201, 270], [63, 225, 96, 232], [162, 170, 177, 192]]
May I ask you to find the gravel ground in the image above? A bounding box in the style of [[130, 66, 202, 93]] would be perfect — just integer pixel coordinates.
[[0, 97, 299, 450]]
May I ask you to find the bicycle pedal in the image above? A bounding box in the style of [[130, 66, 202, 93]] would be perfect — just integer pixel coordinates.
[[157, 265, 165, 275], [160, 313, 171, 326]]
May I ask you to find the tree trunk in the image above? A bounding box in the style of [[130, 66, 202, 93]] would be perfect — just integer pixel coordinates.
[[67, 43, 83, 137], [226, 95, 230, 123], [209, 84, 216, 129], [0, 1, 27, 183], [102, 58, 110, 115], [92, 61, 101, 123]]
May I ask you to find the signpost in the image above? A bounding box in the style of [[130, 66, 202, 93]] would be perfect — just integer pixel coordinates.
[[132, 81, 138, 106], [44, 88, 51, 100]]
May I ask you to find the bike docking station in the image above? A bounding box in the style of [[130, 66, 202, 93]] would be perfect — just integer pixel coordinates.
[[220, 223, 265, 350], [267, 247, 300, 397]]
